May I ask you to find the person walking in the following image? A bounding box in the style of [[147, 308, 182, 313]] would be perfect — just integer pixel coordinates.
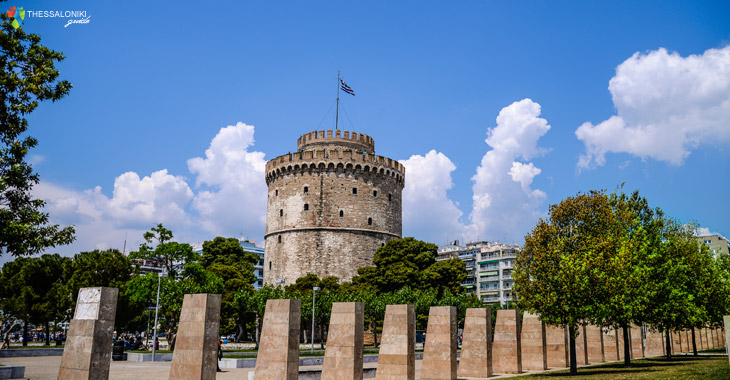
[[216, 339, 223, 372]]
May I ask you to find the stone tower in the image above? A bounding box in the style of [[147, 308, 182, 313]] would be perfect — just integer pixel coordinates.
[[264, 129, 404, 285]]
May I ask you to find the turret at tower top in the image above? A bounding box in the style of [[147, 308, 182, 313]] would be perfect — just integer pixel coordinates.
[[297, 129, 375, 154]]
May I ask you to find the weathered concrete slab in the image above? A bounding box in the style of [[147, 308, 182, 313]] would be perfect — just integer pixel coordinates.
[[629, 325, 644, 359], [492, 309, 521, 374], [254, 299, 301, 380], [644, 328, 664, 357], [421, 306, 456, 380], [322, 302, 364, 380], [168, 293, 221, 380], [519, 312, 546, 371], [545, 325, 568, 368], [585, 324, 604, 364], [375, 304, 415, 380], [457, 308, 492, 379], [574, 325, 587, 365], [58, 287, 118, 380], [602, 328, 619, 362]]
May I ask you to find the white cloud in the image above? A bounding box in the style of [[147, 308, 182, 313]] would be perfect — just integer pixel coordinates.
[[187, 122, 268, 238], [400, 150, 469, 243], [577, 46, 730, 169], [470, 99, 550, 242]]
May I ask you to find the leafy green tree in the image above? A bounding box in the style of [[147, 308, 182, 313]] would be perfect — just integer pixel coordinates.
[[0, 254, 71, 345], [200, 237, 258, 339], [251, 284, 285, 349], [66, 249, 143, 331], [514, 190, 617, 375], [0, 12, 75, 257], [352, 237, 466, 295], [128, 224, 197, 277], [232, 288, 256, 342]]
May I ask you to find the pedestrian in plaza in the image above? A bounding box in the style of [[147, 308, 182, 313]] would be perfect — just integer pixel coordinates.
[[217, 339, 223, 372]]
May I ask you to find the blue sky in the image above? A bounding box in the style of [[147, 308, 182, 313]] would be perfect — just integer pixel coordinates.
[[12, 0, 730, 258]]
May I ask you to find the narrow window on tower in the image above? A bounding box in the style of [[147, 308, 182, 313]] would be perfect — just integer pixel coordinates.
[[269, 261, 272, 270], [279, 209, 283, 217], [339, 210, 344, 217], [275, 189, 278, 196], [304, 203, 309, 211], [388, 193, 392, 203], [278, 235, 281, 243], [368, 217, 373, 226], [373, 190, 378, 197], [304, 186, 308, 194], [352, 187, 357, 195]]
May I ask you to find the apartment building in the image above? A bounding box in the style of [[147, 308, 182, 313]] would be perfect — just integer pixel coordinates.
[[437, 240, 520, 305]]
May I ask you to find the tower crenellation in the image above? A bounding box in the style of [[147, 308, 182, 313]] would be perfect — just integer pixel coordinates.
[[264, 129, 404, 285]]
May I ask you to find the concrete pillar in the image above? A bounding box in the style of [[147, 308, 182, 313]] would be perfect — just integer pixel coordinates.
[[254, 299, 301, 380], [602, 328, 619, 362], [545, 325, 568, 368], [421, 306, 457, 380], [575, 325, 587, 365], [58, 287, 118, 380], [322, 302, 364, 380], [168, 294, 221, 380], [375, 304, 415, 380], [492, 309, 522, 374], [457, 308, 492, 379], [585, 324, 604, 363], [520, 312, 546, 371], [644, 328, 664, 357], [629, 325, 644, 359]]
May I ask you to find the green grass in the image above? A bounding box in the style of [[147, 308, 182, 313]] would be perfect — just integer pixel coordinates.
[[518, 356, 730, 380]]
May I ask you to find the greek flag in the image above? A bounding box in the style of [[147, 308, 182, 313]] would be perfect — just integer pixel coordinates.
[[340, 79, 356, 96]]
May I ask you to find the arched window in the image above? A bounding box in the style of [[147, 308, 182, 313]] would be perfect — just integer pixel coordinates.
[[352, 187, 357, 195], [304, 186, 308, 194], [373, 190, 378, 197], [339, 210, 344, 217], [269, 261, 272, 270], [275, 189, 278, 196], [279, 209, 283, 217], [304, 204, 309, 211], [388, 193, 392, 202], [368, 217, 372, 226], [278, 235, 281, 243]]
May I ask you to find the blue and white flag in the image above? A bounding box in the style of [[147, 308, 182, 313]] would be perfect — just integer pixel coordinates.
[[340, 79, 356, 96]]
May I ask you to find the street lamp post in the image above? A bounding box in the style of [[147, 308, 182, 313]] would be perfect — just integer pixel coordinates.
[[311, 286, 320, 352], [152, 271, 167, 361]]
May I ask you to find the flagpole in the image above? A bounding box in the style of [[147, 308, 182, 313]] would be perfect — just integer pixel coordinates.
[[336, 70, 340, 130]]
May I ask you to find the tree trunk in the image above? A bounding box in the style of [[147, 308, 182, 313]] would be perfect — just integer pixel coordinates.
[[45, 322, 50, 346], [22, 321, 27, 347], [665, 329, 672, 360], [568, 324, 577, 375], [255, 316, 261, 350], [691, 327, 697, 356], [622, 324, 631, 366], [236, 323, 245, 343]]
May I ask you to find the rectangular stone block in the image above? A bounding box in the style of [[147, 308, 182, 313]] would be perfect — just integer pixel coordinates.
[[322, 302, 364, 380], [644, 328, 664, 357], [168, 293, 221, 380], [421, 306, 456, 380], [492, 309, 521, 374], [629, 325, 643, 359], [602, 328, 619, 362], [457, 308, 492, 379], [545, 324, 568, 368], [254, 299, 301, 380], [376, 304, 415, 380], [585, 324, 604, 364], [617, 328, 626, 360], [519, 312, 546, 371], [574, 325, 587, 365], [59, 287, 118, 380]]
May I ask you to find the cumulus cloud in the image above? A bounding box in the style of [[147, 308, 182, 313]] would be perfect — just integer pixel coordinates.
[[187, 122, 268, 238], [576, 46, 730, 169], [400, 150, 469, 242], [470, 99, 550, 242]]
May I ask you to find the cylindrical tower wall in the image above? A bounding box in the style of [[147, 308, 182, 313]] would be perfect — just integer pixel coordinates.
[[264, 130, 404, 284]]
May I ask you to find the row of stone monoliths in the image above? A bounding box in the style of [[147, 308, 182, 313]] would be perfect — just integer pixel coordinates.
[[55, 288, 727, 380]]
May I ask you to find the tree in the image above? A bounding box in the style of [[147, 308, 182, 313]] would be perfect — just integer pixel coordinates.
[[66, 249, 143, 331], [200, 237, 259, 340], [0, 12, 75, 256], [514, 190, 617, 375], [251, 284, 285, 349], [352, 237, 466, 295], [0, 254, 71, 345], [128, 224, 197, 277]]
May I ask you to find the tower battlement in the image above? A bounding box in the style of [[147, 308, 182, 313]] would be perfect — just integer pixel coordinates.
[[297, 129, 375, 153]]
